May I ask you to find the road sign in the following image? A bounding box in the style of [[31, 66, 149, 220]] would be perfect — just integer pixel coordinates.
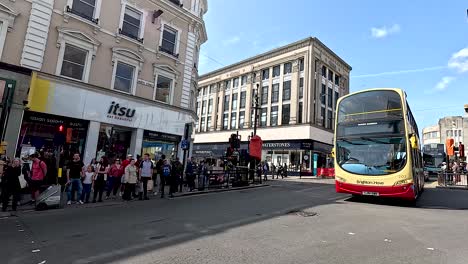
[[181, 140, 190, 150]]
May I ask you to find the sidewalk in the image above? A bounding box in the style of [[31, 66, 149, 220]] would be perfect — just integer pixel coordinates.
[[1, 183, 269, 214]]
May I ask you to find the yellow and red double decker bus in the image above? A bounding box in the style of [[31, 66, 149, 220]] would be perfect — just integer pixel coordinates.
[[334, 88, 424, 201]]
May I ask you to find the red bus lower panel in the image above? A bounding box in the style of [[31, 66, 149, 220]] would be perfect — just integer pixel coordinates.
[[336, 181, 415, 200]]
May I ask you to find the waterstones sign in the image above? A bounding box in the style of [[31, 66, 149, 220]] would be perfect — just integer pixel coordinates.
[[107, 101, 136, 122]]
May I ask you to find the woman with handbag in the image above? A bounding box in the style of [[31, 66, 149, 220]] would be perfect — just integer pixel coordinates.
[[107, 158, 124, 199], [123, 159, 138, 201], [93, 157, 109, 203], [2, 158, 22, 213]]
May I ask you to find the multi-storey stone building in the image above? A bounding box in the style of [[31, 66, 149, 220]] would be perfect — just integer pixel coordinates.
[[193, 37, 351, 173], [0, 0, 207, 167]]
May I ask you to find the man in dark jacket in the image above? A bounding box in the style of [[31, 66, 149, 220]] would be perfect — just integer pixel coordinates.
[[185, 157, 195, 192], [2, 159, 22, 212]]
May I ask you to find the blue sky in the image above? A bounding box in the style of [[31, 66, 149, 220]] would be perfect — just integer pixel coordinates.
[[199, 0, 468, 131]]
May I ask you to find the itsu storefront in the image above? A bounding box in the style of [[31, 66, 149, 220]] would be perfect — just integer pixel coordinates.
[[18, 73, 192, 167]]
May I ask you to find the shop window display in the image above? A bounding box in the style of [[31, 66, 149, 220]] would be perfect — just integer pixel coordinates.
[[96, 125, 132, 162]]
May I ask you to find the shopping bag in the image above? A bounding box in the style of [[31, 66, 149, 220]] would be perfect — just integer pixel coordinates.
[[19, 174, 28, 189], [147, 180, 154, 191]]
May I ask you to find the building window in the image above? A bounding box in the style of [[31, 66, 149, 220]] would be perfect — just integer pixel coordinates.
[[321, 66, 326, 77], [224, 95, 230, 111], [232, 93, 238, 111], [261, 86, 268, 105], [69, 0, 100, 23], [201, 100, 206, 114], [298, 102, 303, 124], [231, 112, 237, 129], [334, 91, 339, 108], [120, 6, 143, 41], [260, 108, 267, 127], [112, 61, 135, 94], [155, 75, 173, 103], [328, 110, 333, 128], [223, 114, 228, 130], [282, 104, 290, 125], [283, 62, 292, 75], [202, 86, 207, 95], [321, 84, 326, 104], [273, 65, 280, 77], [328, 87, 333, 108], [233, 77, 239, 88], [60, 44, 88, 81], [239, 111, 245, 128], [335, 75, 340, 85], [262, 69, 269, 80], [241, 75, 247, 86], [208, 85, 212, 94], [240, 91, 246, 109], [321, 107, 325, 127], [160, 25, 178, 57], [299, 58, 304, 72], [208, 98, 213, 114], [224, 80, 231, 90], [283, 81, 291, 101], [270, 106, 278, 126], [201, 117, 206, 132], [328, 70, 333, 81], [207, 116, 211, 131], [271, 83, 279, 103], [196, 101, 200, 116], [299, 78, 304, 99]]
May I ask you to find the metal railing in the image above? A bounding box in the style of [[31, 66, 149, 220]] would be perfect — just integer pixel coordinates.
[[186, 167, 261, 192], [438, 172, 468, 188]]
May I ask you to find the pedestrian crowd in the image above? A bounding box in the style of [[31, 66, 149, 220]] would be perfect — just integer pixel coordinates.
[[0, 151, 207, 212]]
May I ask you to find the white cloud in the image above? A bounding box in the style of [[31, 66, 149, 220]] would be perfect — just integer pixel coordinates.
[[370, 24, 401, 38], [434, 76, 455, 91], [448, 47, 468, 73], [223, 36, 241, 46]]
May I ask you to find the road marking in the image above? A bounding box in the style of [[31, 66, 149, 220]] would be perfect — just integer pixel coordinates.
[[32, 249, 41, 253], [18, 229, 24, 232], [427, 247, 435, 251], [38, 261, 47, 264], [348, 232, 356, 235]]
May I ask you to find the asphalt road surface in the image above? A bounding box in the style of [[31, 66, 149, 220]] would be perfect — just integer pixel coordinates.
[[1, 178, 468, 264]]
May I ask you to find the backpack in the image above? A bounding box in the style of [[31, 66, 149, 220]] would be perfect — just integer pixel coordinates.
[[162, 164, 171, 177]]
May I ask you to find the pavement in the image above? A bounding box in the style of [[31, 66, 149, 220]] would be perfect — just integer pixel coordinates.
[[1, 178, 468, 264]]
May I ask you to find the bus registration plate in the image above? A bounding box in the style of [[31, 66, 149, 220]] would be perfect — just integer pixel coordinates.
[[362, 191, 379, 196]]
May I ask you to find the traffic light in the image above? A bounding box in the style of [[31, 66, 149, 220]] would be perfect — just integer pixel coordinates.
[[459, 143, 465, 158], [446, 138, 454, 156], [58, 125, 64, 132], [229, 133, 240, 149]]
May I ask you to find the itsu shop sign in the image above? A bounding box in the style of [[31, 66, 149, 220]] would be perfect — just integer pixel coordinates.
[[107, 101, 136, 121]]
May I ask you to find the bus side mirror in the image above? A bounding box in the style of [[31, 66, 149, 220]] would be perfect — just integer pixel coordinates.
[[410, 135, 418, 149], [331, 147, 335, 158]]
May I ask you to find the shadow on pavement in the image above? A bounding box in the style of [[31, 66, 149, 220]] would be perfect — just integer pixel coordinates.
[[344, 185, 468, 210], [10, 180, 344, 264]]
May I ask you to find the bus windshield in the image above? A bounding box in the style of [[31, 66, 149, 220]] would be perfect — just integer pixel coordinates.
[[336, 136, 407, 176], [336, 90, 408, 176]]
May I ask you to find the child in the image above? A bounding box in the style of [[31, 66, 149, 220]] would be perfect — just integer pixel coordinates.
[[81, 166, 94, 203]]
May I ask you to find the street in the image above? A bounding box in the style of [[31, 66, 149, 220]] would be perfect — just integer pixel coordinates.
[[1, 179, 468, 264]]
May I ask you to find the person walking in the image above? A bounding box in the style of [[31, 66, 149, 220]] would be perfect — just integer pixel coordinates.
[[1, 158, 22, 213], [93, 157, 109, 203], [107, 159, 124, 198], [30, 153, 47, 202], [262, 161, 269, 181], [160, 159, 172, 198], [81, 165, 94, 203], [123, 159, 138, 201], [185, 157, 195, 192], [156, 155, 166, 196], [139, 153, 153, 200], [172, 157, 183, 193], [66, 153, 84, 205]]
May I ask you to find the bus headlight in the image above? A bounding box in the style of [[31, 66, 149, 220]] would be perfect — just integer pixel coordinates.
[[393, 179, 408, 186], [336, 176, 346, 182]]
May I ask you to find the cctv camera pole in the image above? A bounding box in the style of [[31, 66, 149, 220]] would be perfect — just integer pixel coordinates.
[[252, 83, 261, 183]]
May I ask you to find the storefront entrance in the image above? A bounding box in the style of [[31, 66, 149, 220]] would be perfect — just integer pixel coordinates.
[[142, 130, 181, 161], [96, 124, 132, 162], [17, 111, 89, 183]]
